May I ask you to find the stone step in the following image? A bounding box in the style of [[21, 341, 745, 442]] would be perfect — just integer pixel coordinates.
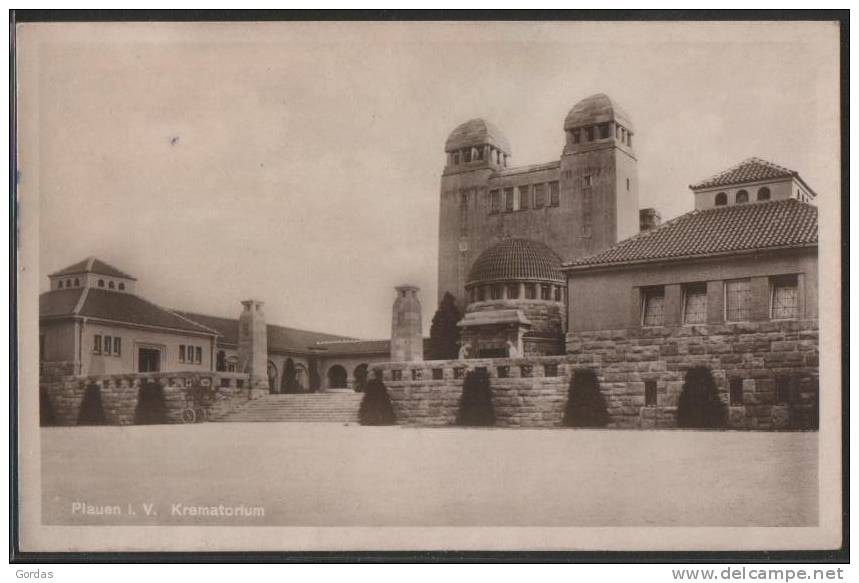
[[216, 392, 364, 424]]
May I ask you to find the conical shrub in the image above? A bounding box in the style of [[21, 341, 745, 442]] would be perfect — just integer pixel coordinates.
[[563, 368, 608, 427], [456, 368, 495, 426], [359, 378, 396, 425], [677, 366, 727, 429]]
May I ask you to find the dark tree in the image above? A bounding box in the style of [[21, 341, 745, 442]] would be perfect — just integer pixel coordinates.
[[40, 387, 57, 426], [134, 382, 168, 425], [456, 368, 495, 426], [563, 368, 608, 427], [429, 292, 462, 360], [677, 366, 727, 429], [359, 378, 396, 425], [281, 358, 299, 393], [77, 384, 107, 425]]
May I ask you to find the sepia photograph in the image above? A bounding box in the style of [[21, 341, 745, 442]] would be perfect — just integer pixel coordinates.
[[13, 15, 845, 555]]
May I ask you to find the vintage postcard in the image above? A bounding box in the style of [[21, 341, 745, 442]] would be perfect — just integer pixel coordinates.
[[14, 18, 844, 554]]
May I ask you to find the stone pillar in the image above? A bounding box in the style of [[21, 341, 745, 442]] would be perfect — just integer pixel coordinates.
[[391, 285, 424, 362], [238, 299, 269, 398]]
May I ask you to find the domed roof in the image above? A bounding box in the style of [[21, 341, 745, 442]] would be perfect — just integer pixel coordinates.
[[445, 118, 511, 154], [564, 93, 633, 131], [467, 238, 564, 286]]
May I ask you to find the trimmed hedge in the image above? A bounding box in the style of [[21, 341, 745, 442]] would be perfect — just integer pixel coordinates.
[[359, 378, 396, 425], [677, 366, 727, 429], [562, 368, 608, 428], [456, 368, 495, 426]]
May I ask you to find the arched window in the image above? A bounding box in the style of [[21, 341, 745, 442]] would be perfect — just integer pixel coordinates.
[[736, 190, 749, 204], [715, 192, 727, 206], [108, 281, 115, 289], [74, 278, 80, 286], [58, 280, 64, 289], [757, 187, 771, 201], [118, 282, 125, 290], [98, 279, 105, 288]]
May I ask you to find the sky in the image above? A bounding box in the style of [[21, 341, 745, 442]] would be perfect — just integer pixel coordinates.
[[23, 21, 840, 339]]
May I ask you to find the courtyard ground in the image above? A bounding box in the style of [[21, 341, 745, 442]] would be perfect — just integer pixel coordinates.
[[40, 423, 817, 527]]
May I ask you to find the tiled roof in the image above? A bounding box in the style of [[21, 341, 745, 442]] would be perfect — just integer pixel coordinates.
[[690, 157, 797, 190], [313, 337, 431, 356], [468, 238, 564, 285], [40, 288, 217, 335], [445, 118, 511, 154], [175, 311, 354, 353], [566, 199, 818, 269], [50, 257, 136, 280], [40, 288, 85, 318]]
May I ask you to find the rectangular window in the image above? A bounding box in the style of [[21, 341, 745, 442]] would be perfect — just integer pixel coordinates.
[[599, 123, 610, 139], [476, 146, 484, 161], [490, 190, 500, 213], [729, 379, 744, 405], [586, 127, 595, 141], [113, 337, 121, 356], [453, 152, 460, 165], [540, 285, 551, 300], [533, 183, 546, 208], [641, 286, 665, 327], [554, 287, 562, 302], [572, 129, 580, 144], [626, 178, 630, 191], [195, 346, 202, 364], [460, 191, 469, 208], [477, 287, 486, 302], [505, 188, 515, 211], [179, 344, 186, 363], [432, 368, 443, 380], [525, 284, 536, 300], [583, 175, 593, 187], [725, 279, 752, 322], [507, 284, 520, 299], [549, 181, 560, 207], [463, 148, 472, 163], [645, 381, 657, 407], [544, 364, 559, 377], [520, 364, 533, 378], [771, 275, 799, 320], [491, 285, 502, 300], [497, 366, 509, 379], [516, 185, 528, 210], [104, 336, 112, 355], [93, 335, 102, 354], [683, 283, 708, 324], [411, 368, 422, 380], [391, 369, 402, 381], [454, 367, 465, 380]]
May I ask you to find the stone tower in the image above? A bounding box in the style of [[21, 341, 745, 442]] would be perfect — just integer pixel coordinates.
[[238, 299, 269, 395], [390, 285, 423, 362], [560, 93, 640, 255], [437, 95, 639, 310]]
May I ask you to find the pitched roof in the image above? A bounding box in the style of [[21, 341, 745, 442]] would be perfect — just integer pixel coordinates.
[[174, 311, 355, 353], [40, 288, 217, 335], [565, 199, 818, 270], [50, 257, 136, 280], [690, 157, 799, 190], [468, 238, 564, 285]]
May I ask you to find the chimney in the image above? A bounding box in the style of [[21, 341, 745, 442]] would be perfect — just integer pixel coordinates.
[[238, 299, 269, 395], [639, 208, 661, 232], [391, 285, 423, 362]]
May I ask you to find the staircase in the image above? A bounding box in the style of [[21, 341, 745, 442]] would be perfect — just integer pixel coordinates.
[[217, 392, 363, 424]]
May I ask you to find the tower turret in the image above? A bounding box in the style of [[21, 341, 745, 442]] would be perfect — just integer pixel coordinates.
[[391, 285, 423, 362], [238, 299, 269, 396]]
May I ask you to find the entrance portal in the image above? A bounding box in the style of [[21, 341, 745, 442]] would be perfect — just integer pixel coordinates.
[[138, 347, 161, 372], [327, 365, 348, 389]]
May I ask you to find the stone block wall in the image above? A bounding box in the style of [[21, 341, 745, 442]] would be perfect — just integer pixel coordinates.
[[565, 319, 819, 430], [376, 318, 818, 430], [41, 371, 252, 426]]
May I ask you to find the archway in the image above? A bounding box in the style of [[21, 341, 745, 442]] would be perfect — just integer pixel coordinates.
[[295, 362, 309, 393], [327, 365, 348, 389], [77, 384, 107, 425], [353, 363, 369, 392], [135, 382, 168, 424]]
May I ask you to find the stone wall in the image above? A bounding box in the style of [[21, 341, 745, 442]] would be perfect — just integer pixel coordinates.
[[376, 318, 819, 430], [41, 371, 252, 426], [564, 319, 819, 430]]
